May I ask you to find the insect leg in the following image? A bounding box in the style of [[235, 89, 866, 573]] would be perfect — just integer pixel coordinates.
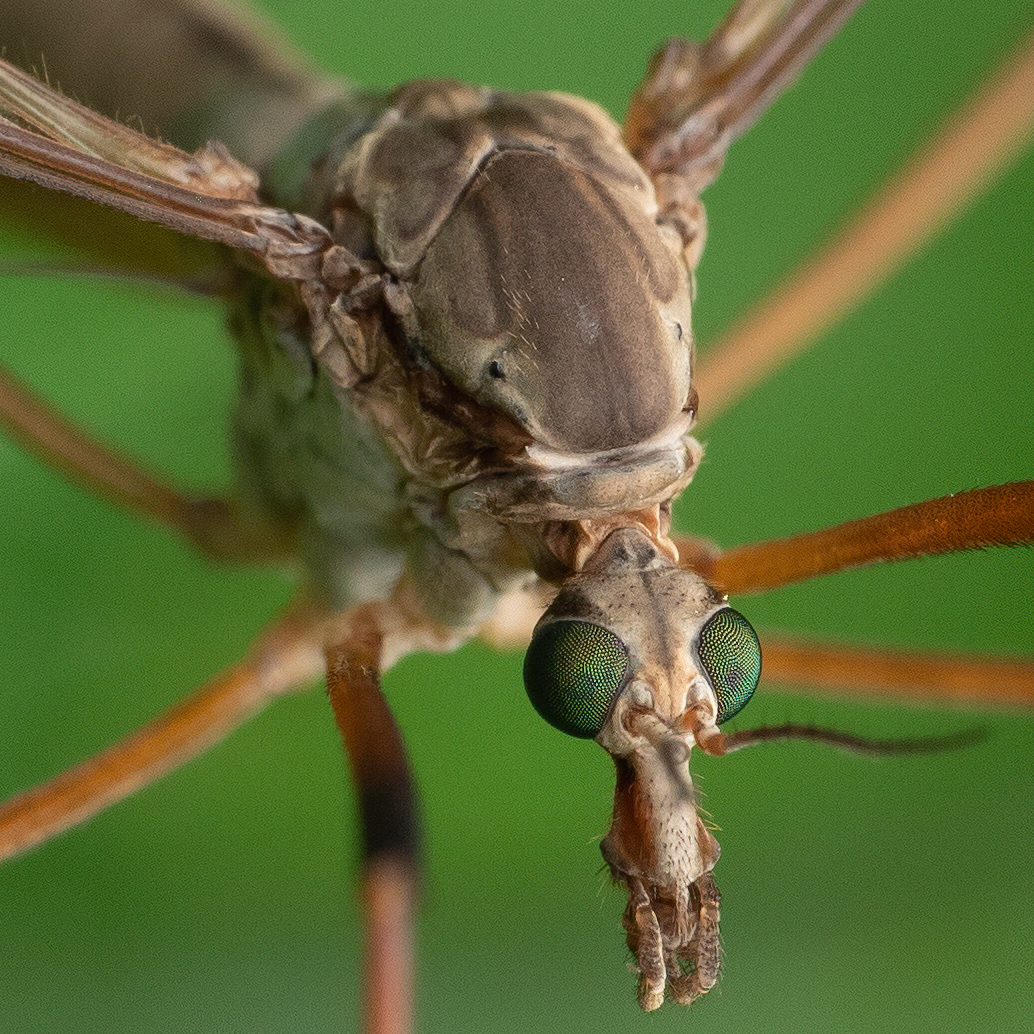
[[0, 60, 337, 558], [755, 634, 1034, 707], [695, 481, 1034, 593], [0, 357, 288, 559], [627, 0, 865, 190], [694, 26, 1034, 424], [325, 609, 419, 1034], [674, 485, 1034, 705], [0, 599, 328, 862]]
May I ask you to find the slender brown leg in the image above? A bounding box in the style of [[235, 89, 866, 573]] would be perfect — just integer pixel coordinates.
[[0, 357, 285, 560], [758, 634, 1034, 707], [325, 609, 419, 1034], [674, 486, 1034, 707], [691, 482, 1034, 594], [694, 26, 1034, 425], [0, 600, 327, 862]]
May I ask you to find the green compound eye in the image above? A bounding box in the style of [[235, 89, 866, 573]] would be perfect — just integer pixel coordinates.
[[523, 621, 629, 738], [696, 608, 762, 724]]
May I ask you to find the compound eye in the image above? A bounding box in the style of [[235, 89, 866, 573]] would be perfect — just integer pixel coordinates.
[[523, 621, 629, 738], [696, 608, 762, 724]]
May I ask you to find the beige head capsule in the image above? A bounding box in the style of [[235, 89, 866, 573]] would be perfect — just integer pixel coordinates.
[[522, 527, 762, 1008]]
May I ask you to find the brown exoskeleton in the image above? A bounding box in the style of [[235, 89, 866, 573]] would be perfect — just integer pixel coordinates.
[[0, 1, 1031, 1030]]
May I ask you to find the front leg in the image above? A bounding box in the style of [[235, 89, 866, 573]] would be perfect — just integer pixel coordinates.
[[325, 600, 432, 1034]]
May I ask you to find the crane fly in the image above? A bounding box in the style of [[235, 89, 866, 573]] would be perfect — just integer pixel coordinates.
[[0, 1, 1032, 1032]]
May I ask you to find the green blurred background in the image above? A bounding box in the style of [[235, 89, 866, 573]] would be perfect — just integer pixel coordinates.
[[0, 1, 1031, 1031]]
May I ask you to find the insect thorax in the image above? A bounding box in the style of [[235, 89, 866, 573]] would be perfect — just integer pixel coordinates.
[[230, 81, 705, 629]]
